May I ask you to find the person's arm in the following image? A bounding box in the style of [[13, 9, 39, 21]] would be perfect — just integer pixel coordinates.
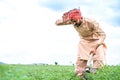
[[96, 27, 106, 45], [91, 20, 106, 54], [92, 20, 106, 44], [55, 19, 71, 26]]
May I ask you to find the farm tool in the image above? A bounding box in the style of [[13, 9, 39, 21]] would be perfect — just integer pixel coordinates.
[[83, 43, 106, 80]]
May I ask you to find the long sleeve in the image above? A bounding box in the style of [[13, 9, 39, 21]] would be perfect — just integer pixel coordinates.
[[55, 19, 71, 26], [92, 20, 106, 44]]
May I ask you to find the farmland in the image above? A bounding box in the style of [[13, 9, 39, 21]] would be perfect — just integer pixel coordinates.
[[0, 64, 120, 80]]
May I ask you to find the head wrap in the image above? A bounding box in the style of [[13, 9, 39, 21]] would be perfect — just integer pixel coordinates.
[[62, 8, 82, 22]]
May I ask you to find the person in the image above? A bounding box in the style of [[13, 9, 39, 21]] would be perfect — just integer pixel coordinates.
[[55, 8, 107, 78]]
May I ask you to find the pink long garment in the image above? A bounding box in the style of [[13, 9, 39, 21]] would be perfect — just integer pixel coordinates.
[[77, 39, 106, 60], [74, 17, 106, 61]]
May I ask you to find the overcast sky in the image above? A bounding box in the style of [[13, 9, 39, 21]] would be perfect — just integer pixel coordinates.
[[0, 0, 120, 65]]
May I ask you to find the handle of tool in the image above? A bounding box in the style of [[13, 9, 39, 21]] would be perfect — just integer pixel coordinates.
[[86, 53, 94, 66], [86, 43, 105, 66]]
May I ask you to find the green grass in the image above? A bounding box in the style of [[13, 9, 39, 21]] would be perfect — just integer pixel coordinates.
[[0, 64, 120, 80], [85, 65, 120, 80]]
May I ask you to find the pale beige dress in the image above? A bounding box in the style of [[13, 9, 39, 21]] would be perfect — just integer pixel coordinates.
[[74, 17, 106, 61], [74, 17, 107, 77], [56, 17, 107, 77]]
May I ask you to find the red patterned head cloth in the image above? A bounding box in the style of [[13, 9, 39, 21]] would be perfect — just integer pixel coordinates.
[[62, 8, 82, 22]]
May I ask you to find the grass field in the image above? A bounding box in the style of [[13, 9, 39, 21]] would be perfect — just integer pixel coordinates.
[[0, 64, 120, 80]]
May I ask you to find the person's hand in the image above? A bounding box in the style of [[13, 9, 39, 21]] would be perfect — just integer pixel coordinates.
[[90, 44, 102, 55], [90, 44, 100, 55], [55, 19, 63, 25], [90, 49, 96, 55]]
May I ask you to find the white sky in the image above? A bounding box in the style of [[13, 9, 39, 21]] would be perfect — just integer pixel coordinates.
[[0, 0, 120, 65]]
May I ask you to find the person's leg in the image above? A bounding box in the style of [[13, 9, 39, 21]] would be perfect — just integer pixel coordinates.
[[92, 44, 106, 73], [75, 58, 87, 78], [93, 60, 104, 68], [92, 60, 104, 73]]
